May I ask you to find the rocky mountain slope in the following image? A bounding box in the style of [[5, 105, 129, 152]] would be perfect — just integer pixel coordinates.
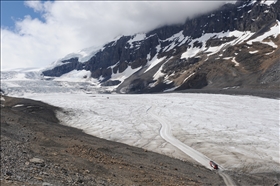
[[42, 0, 280, 93]]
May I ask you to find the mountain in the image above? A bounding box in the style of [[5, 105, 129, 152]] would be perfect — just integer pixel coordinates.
[[42, 0, 280, 94]]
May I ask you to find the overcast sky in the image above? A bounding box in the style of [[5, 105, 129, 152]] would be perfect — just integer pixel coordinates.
[[1, 1, 234, 70]]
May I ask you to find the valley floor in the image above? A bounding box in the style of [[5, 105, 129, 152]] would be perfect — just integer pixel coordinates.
[[1, 94, 279, 186], [1, 96, 224, 186]]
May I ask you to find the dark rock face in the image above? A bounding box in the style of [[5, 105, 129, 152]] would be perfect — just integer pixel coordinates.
[[206, 36, 237, 48], [42, 1, 280, 93], [146, 25, 184, 40], [43, 58, 83, 77], [101, 80, 121, 87], [176, 73, 208, 90], [181, 0, 279, 37]]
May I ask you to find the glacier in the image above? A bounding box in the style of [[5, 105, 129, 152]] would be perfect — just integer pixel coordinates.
[[1, 71, 279, 175]]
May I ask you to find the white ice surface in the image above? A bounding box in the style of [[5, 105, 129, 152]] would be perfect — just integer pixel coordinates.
[[53, 70, 95, 82], [20, 92, 280, 174], [1, 70, 43, 81], [1, 73, 102, 96]]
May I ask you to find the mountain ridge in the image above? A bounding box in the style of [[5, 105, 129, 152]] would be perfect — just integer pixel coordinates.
[[42, 0, 280, 93]]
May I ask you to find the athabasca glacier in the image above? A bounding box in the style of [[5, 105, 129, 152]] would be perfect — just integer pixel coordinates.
[[18, 91, 280, 174]]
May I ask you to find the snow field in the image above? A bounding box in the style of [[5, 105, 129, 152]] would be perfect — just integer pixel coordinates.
[[23, 92, 280, 174]]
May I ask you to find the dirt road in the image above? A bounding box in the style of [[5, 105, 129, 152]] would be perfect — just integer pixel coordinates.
[[147, 105, 236, 186]]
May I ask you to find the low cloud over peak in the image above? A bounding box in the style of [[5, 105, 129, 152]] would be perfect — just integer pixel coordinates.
[[1, 1, 232, 70]]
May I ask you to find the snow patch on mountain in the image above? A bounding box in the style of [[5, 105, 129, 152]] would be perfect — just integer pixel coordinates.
[[181, 45, 202, 59], [183, 72, 196, 83], [44, 45, 103, 72], [260, 0, 278, 6], [128, 33, 146, 46], [110, 66, 142, 83], [145, 55, 166, 73], [153, 65, 165, 80], [231, 57, 240, 67], [178, 22, 279, 61], [161, 31, 188, 51], [249, 50, 259, 54], [63, 45, 102, 63], [180, 30, 255, 60], [247, 20, 279, 48]]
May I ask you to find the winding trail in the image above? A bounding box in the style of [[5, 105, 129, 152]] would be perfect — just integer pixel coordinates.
[[147, 105, 236, 186], [219, 171, 236, 186]]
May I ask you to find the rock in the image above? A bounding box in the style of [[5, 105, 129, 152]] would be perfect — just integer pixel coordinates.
[[77, 179, 83, 184], [84, 170, 90, 174], [30, 157, 44, 164], [101, 80, 121, 86], [42, 182, 53, 186], [34, 176, 43, 180], [6, 171, 12, 176], [40, 163, 45, 167]]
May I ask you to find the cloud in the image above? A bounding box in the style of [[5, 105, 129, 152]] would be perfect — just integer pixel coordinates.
[[1, 1, 232, 70], [24, 1, 44, 12]]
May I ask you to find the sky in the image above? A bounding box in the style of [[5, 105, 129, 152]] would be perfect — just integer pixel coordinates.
[[1, 1, 234, 71]]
